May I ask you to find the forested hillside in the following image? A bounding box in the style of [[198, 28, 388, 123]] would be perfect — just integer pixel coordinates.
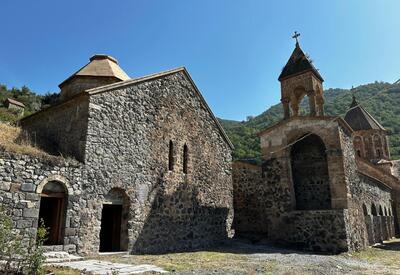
[[0, 84, 58, 122], [219, 82, 400, 161]]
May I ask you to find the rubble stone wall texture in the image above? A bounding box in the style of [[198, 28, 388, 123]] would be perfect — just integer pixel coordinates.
[[0, 151, 82, 254], [20, 95, 89, 161], [232, 162, 266, 235], [3, 70, 233, 255]]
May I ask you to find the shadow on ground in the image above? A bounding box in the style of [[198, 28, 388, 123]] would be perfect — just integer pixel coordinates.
[[373, 239, 400, 251]]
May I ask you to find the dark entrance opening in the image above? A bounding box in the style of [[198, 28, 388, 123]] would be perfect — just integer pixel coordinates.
[[38, 181, 67, 245], [100, 204, 122, 252]]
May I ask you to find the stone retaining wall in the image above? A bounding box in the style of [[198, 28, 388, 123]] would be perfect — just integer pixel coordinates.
[[0, 151, 82, 253]]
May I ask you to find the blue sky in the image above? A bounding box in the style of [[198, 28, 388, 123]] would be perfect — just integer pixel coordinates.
[[1, 1, 399, 121]]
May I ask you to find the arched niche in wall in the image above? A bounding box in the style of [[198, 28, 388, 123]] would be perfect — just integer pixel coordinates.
[[379, 205, 384, 216], [290, 133, 331, 210], [371, 203, 377, 216]]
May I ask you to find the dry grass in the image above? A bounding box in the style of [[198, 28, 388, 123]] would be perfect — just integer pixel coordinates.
[[0, 122, 56, 160], [45, 240, 400, 274], [350, 238, 400, 269], [45, 265, 81, 275], [92, 250, 277, 274]]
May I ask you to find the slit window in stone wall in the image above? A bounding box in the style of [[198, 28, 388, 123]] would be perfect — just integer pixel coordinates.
[[290, 134, 331, 210], [38, 181, 67, 245], [169, 140, 174, 171], [183, 144, 188, 174]]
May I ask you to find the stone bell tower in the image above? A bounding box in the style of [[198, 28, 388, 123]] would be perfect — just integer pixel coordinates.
[[278, 32, 325, 119]]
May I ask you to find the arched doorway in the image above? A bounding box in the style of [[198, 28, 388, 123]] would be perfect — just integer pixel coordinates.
[[290, 134, 331, 210], [38, 181, 67, 245], [99, 188, 130, 252]]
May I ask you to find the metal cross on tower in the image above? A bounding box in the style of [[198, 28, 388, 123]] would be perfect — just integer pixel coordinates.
[[292, 31, 300, 45]]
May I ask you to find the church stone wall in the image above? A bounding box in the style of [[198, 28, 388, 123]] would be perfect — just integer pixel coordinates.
[[20, 94, 89, 162], [232, 161, 266, 236], [82, 71, 233, 254]]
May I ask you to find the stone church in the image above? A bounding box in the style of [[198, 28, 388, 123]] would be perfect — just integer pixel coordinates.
[[0, 55, 234, 255], [1, 39, 400, 257], [233, 39, 400, 253]]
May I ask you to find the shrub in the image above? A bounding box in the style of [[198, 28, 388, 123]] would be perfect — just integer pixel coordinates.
[[0, 207, 47, 274]]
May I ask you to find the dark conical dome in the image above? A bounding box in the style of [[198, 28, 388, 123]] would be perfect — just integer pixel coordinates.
[[278, 44, 323, 82]]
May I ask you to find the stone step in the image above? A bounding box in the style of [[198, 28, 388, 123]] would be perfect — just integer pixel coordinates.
[[44, 251, 83, 263]]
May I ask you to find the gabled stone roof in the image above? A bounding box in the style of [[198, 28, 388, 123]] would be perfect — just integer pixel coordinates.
[[344, 96, 385, 131], [59, 54, 130, 88], [278, 43, 323, 82]]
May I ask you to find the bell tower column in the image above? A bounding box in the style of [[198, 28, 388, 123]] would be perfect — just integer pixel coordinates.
[[282, 98, 290, 119], [307, 90, 316, 116]]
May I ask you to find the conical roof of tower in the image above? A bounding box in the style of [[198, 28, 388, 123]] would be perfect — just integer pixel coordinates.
[[278, 43, 323, 82], [344, 96, 385, 131], [59, 54, 130, 88]]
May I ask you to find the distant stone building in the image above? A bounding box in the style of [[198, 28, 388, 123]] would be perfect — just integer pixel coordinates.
[[233, 39, 400, 253], [4, 97, 25, 115], [0, 55, 234, 255]]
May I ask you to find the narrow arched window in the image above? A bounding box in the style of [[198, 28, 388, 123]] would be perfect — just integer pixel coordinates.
[[169, 140, 174, 171], [183, 144, 188, 174], [357, 150, 361, 157], [377, 149, 381, 157], [379, 205, 383, 216], [371, 203, 377, 216]]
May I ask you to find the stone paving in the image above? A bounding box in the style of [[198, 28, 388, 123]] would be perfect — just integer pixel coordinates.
[[44, 251, 83, 263], [50, 260, 167, 274]]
